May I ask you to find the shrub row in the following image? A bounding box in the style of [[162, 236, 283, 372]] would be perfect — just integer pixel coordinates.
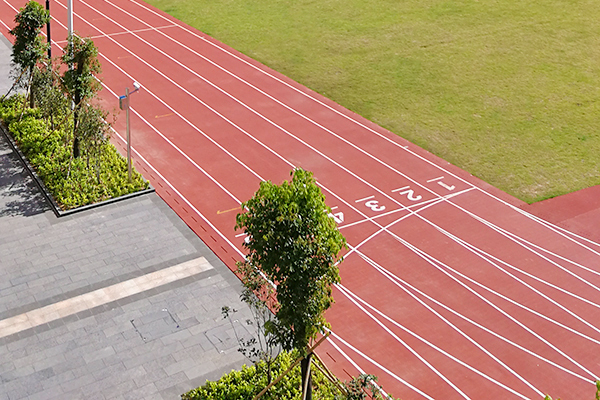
[[182, 350, 341, 400], [0, 95, 148, 209]]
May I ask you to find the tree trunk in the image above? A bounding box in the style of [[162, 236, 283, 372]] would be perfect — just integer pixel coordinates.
[[300, 353, 312, 400], [72, 136, 80, 159]]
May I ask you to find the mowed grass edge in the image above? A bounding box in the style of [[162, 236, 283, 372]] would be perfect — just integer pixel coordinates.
[[146, 0, 600, 203]]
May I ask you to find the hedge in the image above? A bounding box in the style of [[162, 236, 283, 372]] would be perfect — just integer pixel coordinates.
[[182, 350, 341, 400], [0, 95, 148, 209]]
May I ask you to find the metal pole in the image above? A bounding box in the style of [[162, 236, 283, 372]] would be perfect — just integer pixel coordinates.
[[126, 87, 132, 182], [67, 0, 73, 39], [46, 0, 51, 59]]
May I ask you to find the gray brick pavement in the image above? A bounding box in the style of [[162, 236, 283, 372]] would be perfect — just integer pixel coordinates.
[[0, 37, 257, 398]]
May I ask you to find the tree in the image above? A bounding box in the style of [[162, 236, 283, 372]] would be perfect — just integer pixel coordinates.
[[236, 168, 346, 400], [31, 60, 69, 130], [223, 259, 280, 385], [7, 0, 50, 105], [61, 34, 102, 158]]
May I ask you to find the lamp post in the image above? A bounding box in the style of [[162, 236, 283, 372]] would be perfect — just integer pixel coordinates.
[[119, 82, 141, 182], [45, 0, 51, 59], [67, 0, 72, 38]]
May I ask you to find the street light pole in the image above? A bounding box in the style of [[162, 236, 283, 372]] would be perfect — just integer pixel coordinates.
[[125, 86, 131, 182], [45, 0, 51, 59], [67, 0, 73, 38], [119, 82, 141, 183]]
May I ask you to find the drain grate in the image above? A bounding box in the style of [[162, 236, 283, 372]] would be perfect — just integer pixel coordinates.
[[130, 308, 181, 342]]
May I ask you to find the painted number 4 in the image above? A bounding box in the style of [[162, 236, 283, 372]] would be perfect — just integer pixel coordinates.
[[328, 207, 344, 224]]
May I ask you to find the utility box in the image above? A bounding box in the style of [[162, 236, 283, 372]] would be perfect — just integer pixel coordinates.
[[119, 95, 129, 110]]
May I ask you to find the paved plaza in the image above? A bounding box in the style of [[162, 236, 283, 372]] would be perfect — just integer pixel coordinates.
[[0, 34, 254, 400]]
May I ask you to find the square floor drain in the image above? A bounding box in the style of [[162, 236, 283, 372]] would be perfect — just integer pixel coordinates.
[[130, 309, 180, 342], [205, 319, 252, 353]]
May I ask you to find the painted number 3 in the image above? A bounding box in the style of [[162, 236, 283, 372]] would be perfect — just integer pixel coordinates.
[[365, 200, 385, 212]]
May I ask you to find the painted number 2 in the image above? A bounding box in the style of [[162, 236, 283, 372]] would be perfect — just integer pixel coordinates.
[[392, 186, 423, 201]]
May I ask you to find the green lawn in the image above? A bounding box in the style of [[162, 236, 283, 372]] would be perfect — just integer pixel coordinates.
[[147, 0, 600, 203]]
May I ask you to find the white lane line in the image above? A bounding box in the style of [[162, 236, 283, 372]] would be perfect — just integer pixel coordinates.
[[52, 24, 177, 43], [362, 253, 594, 383], [427, 177, 444, 183], [128, 0, 600, 255], [336, 286, 472, 399], [0, 257, 212, 339], [433, 217, 600, 310], [322, 336, 394, 400], [319, 175, 600, 378], [337, 284, 539, 399], [338, 192, 470, 231], [324, 178, 596, 350], [319, 180, 600, 371], [449, 199, 600, 280], [376, 237, 600, 378], [399, 206, 600, 334], [391, 186, 410, 192], [519, 211, 600, 250], [355, 195, 375, 203], [327, 333, 436, 400], [343, 189, 473, 257]]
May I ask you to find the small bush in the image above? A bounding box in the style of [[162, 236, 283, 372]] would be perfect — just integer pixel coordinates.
[[182, 350, 339, 400], [0, 95, 148, 210]]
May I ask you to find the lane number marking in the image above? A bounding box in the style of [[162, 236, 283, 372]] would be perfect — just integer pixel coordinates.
[[392, 186, 423, 201], [426, 176, 456, 191], [364, 200, 385, 212], [354, 196, 386, 212], [329, 211, 345, 224]]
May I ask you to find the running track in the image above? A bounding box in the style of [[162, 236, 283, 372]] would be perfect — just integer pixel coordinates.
[[2, 1, 600, 398]]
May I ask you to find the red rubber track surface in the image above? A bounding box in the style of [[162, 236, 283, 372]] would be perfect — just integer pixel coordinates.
[[2, 1, 600, 398]]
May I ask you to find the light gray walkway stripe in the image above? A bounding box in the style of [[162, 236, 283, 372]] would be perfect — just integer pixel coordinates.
[[0, 257, 212, 338]]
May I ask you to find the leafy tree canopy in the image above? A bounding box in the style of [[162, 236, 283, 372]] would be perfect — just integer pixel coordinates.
[[236, 168, 346, 352], [9, 1, 49, 73], [61, 34, 102, 105]]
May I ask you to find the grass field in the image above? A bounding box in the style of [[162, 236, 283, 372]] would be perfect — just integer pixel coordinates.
[[146, 0, 600, 203]]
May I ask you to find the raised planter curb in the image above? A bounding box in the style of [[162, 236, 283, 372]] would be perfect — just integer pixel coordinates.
[[0, 120, 154, 217]]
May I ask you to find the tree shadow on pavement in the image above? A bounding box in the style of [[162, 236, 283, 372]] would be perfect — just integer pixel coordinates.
[[0, 138, 49, 218]]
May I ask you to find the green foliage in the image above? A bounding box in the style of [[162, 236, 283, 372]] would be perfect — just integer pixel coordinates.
[[61, 34, 103, 158], [31, 62, 70, 128], [181, 350, 339, 400], [236, 168, 346, 352], [544, 380, 600, 400], [0, 95, 148, 210], [342, 374, 386, 400], [9, 1, 49, 75], [61, 34, 102, 103]]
